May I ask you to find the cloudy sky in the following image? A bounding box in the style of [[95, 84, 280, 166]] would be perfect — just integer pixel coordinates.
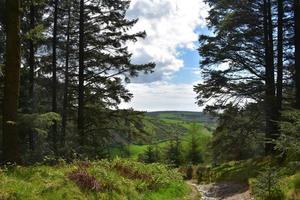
[[120, 0, 210, 112]]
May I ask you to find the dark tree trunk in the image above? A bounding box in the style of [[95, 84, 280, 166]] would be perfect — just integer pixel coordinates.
[[78, 0, 85, 146], [295, 0, 300, 109], [51, 0, 58, 153], [2, 0, 22, 164], [61, 2, 71, 146], [263, 0, 277, 154], [28, 1, 35, 152], [277, 0, 283, 112]]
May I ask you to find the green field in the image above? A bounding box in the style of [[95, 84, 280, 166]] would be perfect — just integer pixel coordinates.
[[146, 111, 216, 125]]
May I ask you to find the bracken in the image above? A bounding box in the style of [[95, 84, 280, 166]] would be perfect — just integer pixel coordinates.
[[68, 169, 101, 192]]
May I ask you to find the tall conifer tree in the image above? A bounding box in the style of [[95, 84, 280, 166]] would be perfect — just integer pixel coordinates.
[[2, 0, 22, 163], [295, 0, 300, 108]]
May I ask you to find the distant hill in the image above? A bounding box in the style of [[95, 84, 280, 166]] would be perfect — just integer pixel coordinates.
[[112, 111, 215, 161], [111, 111, 216, 154], [146, 111, 216, 125]]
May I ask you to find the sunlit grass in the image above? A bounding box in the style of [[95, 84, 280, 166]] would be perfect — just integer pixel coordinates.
[[0, 159, 188, 200]]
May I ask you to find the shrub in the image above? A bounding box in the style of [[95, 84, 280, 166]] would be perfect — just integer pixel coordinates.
[[293, 173, 300, 190], [185, 165, 193, 180], [178, 165, 193, 180], [276, 109, 300, 161], [68, 169, 101, 192], [111, 159, 184, 191], [196, 166, 213, 183], [251, 167, 285, 200], [114, 162, 152, 181], [139, 145, 160, 164]]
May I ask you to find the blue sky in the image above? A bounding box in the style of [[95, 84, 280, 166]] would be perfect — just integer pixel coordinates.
[[171, 26, 210, 85], [171, 48, 200, 84], [120, 0, 209, 111]]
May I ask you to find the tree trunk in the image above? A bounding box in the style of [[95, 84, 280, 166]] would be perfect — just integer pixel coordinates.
[[263, 0, 277, 154], [28, 1, 35, 152], [295, 0, 300, 109], [277, 0, 283, 112], [61, 1, 71, 146], [2, 0, 22, 164], [51, 0, 58, 153], [78, 0, 85, 146]]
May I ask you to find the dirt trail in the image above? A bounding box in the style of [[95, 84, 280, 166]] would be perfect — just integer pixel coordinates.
[[187, 181, 253, 200]]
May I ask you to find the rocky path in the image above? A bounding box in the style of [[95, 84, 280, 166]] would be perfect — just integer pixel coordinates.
[[187, 181, 253, 200]]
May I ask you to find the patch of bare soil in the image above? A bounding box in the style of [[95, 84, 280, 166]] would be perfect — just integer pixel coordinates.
[[187, 181, 253, 200]]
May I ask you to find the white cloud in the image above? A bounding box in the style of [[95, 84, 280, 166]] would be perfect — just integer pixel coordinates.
[[127, 0, 209, 83], [120, 81, 203, 111], [122, 0, 209, 111]]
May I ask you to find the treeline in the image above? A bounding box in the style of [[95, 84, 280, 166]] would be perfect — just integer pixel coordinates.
[[0, 0, 155, 164], [139, 125, 204, 167], [195, 0, 300, 163]]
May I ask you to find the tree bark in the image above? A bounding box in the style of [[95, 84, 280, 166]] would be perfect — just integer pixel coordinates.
[[51, 0, 58, 153], [2, 0, 22, 164], [28, 1, 35, 151], [295, 0, 300, 109], [263, 0, 277, 154], [61, 1, 71, 146], [277, 0, 283, 112], [78, 0, 85, 146]]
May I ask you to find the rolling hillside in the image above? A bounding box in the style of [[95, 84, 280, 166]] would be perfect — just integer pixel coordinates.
[[146, 111, 216, 125], [112, 111, 215, 162], [125, 111, 215, 145]]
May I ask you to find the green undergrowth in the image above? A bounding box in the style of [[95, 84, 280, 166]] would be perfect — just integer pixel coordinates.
[[280, 171, 300, 199], [0, 159, 189, 200], [196, 157, 300, 199], [249, 170, 300, 200], [199, 157, 273, 183]]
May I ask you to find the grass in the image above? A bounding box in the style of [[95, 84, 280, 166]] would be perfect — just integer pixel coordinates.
[[144, 183, 189, 200], [276, 171, 300, 200], [0, 159, 189, 200]]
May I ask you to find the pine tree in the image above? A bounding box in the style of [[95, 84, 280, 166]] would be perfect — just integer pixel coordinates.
[[277, 0, 284, 112], [0, 0, 154, 163], [295, 0, 300, 109], [0, 0, 5, 72], [263, 0, 277, 154], [28, 1, 36, 151], [78, 0, 85, 147], [61, 0, 72, 146], [186, 124, 203, 165], [51, 0, 59, 154], [75, 0, 154, 148], [210, 104, 264, 164], [2, 0, 22, 164], [143, 145, 158, 164], [166, 133, 182, 167], [194, 0, 287, 155], [18, 0, 49, 155], [195, 0, 266, 108], [252, 167, 283, 199]]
